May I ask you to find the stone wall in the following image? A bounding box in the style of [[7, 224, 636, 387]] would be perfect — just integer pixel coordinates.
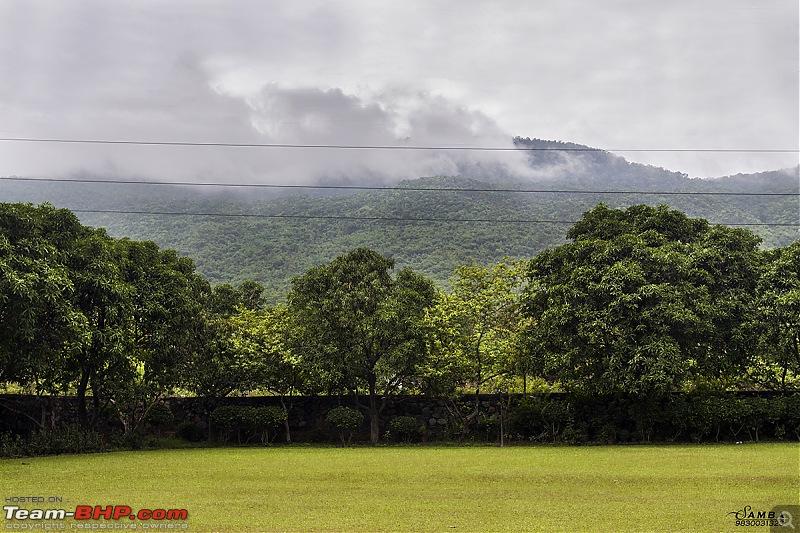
[[0, 393, 513, 443], [5, 392, 791, 445], [0, 395, 80, 434], [163, 394, 510, 442]]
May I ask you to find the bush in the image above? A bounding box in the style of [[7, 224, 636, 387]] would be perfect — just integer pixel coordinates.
[[561, 422, 589, 445], [144, 402, 174, 430], [665, 393, 796, 443], [508, 396, 571, 442], [681, 393, 728, 442], [176, 421, 205, 442], [110, 430, 146, 450], [22, 426, 106, 456], [784, 394, 800, 440], [0, 432, 24, 458], [390, 416, 422, 443], [210, 405, 287, 444], [474, 414, 500, 442], [508, 397, 544, 440], [627, 395, 670, 443], [210, 406, 243, 441], [570, 395, 629, 443], [244, 406, 287, 444], [325, 406, 364, 429], [325, 406, 364, 446]]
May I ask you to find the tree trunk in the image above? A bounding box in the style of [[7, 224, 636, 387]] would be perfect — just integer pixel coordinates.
[[90, 377, 101, 429], [280, 396, 292, 443], [368, 373, 379, 445], [76, 369, 90, 428], [205, 401, 215, 443]]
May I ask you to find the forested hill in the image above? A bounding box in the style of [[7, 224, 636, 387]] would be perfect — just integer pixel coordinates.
[[1, 140, 797, 303]]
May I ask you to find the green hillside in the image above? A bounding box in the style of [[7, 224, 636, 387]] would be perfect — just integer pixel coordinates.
[[1, 139, 797, 303]]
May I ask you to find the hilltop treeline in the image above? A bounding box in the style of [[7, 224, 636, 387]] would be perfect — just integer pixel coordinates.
[[1, 202, 798, 445], [3, 166, 797, 304], [70, 170, 800, 302]]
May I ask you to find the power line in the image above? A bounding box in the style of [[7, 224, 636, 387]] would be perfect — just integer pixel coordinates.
[[71, 208, 799, 227], [73, 208, 576, 224], [0, 136, 798, 153], [2, 176, 798, 197]]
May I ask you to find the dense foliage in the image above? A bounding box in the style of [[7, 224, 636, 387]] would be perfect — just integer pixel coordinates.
[[288, 248, 436, 443], [1, 201, 798, 448], [505, 392, 800, 443], [523, 204, 762, 394]]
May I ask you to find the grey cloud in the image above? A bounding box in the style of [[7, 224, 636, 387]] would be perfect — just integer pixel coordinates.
[[1, 53, 533, 183], [238, 83, 534, 184], [0, 0, 795, 180]]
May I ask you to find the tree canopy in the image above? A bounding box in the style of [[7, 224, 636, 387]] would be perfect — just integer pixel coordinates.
[[288, 248, 436, 443], [522, 204, 763, 395]]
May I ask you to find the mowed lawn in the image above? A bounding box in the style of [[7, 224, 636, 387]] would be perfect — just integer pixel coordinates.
[[1, 443, 798, 532]]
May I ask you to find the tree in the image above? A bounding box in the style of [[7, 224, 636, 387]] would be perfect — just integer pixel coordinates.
[[288, 248, 436, 444], [423, 260, 527, 437], [0, 203, 83, 394], [181, 281, 266, 440], [0, 203, 218, 432], [752, 241, 800, 390], [108, 239, 210, 433], [207, 281, 264, 315], [227, 305, 312, 442], [64, 229, 138, 428], [522, 204, 761, 395]]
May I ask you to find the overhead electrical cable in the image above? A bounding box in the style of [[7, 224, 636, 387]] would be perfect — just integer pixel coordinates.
[[69, 208, 798, 227], [0, 136, 797, 153], [1, 176, 797, 197]]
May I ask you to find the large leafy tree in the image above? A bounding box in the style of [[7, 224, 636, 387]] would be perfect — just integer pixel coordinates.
[[227, 304, 314, 442], [108, 239, 210, 432], [753, 241, 800, 390], [4, 209, 134, 427], [0, 203, 83, 392], [288, 248, 436, 444], [181, 281, 268, 441], [423, 260, 527, 435], [65, 228, 135, 427], [522, 204, 761, 395], [120, 241, 209, 394], [0, 203, 221, 430], [181, 282, 265, 402]]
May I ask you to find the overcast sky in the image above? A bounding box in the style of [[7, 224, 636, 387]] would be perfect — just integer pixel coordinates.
[[0, 0, 797, 183]]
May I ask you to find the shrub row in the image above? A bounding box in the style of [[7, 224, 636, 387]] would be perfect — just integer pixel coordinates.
[[3, 393, 797, 456], [210, 405, 287, 444], [0, 425, 106, 458], [506, 393, 800, 444]]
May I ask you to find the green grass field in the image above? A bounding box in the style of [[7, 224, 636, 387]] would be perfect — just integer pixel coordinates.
[[1, 443, 798, 532]]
